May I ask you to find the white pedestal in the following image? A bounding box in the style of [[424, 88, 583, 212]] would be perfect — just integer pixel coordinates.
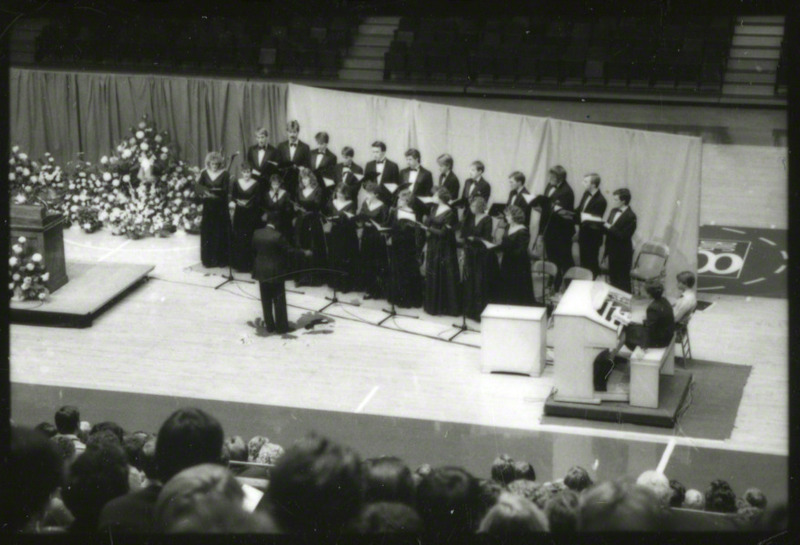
[[481, 304, 547, 376]]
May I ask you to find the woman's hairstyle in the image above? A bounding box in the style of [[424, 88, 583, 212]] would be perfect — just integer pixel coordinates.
[[578, 480, 665, 531], [404, 148, 421, 161], [677, 270, 696, 289], [287, 120, 300, 132], [205, 152, 224, 169], [549, 165, 567, 184], [471, 160, 485, 173], [506, 205, 525, 225], [470, 195, 487, 213], [315, 131, 329, 144], [563, 466, 593, 493], [363, 180, 379, 194], [509, 171, 526, 185], [341, 146, 355, 158], [437, 153, 453, 169], [362, 456, 415, 506], [437, 187, 452, 203], [255, 127, 269, 137], [585, 173, 601, 188], [269, 174, 282, 186], [299, 167, 318, 188], [613, 188, 631, 205]]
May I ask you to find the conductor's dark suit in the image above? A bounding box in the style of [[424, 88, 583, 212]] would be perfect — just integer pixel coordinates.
[[246, 144, 277, 184], [574, 189, 608, 278], [532, 180, 575, 288], [252, 224, 306, 333], [311, 148, 338, 201], [603, 206, 637, 293], [364, 158, 401, 206], [333, 162, 364, 201], [275, 140, 311, 199]]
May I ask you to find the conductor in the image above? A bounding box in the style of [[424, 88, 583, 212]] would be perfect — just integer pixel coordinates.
[[252, 212, 312, 334]]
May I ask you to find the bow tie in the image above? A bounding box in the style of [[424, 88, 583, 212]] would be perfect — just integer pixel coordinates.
[[376, 160, 384, 164], [410, 168, 418, 172], [290, 142, 297, 147], [258, 146, 267, 150]]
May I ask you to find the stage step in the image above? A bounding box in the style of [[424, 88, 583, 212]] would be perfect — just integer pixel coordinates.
[[340, 15, 399, 82], [733, 23, 786, 36], [727, 57, 779, 71], [348, 45, 386, 58], [338, 67, 384, 81], [352, 34, 393, 47], [358, 23, 396, 36], [724, 70, 776, 84], [732, 34, 783, 48], [342, 57, 384, 70], [736, 15, 785, 25], [722, 82, 775, 96], [729, 46, 781, 60], [363, 16, 402, 25]]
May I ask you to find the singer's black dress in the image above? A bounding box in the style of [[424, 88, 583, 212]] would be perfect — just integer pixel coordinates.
[[230, 178, 261, 272], [460, 214, 500, 321], [295, 185, 328, 286], [387, 207, 424, 308], [198, 169, 231, 268], [263, 188, 293, 240], [356, 199, 389, 298], [326, 199, 359, 292], [424, 205, 461, 316], [494, 225, 536, 306]]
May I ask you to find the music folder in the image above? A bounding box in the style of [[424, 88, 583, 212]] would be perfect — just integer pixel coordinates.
[[479, 238, 498, 249], [322, 177, 336, 188], [580, 212, 604, 223], [383, 182, 399, 194], [521, 192, 536, 204]]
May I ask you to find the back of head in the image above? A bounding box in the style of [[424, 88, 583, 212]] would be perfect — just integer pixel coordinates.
[[490, 454, 516, 486], [52, 434, 77, 462], [155, 463, 243, 531], [744, 487, 767, 509], [140, 438, 158, 481], [255, 442, 285, 465], [352, 502, 424, 534], [476, 478, 505, 519], [645, 279, 665, 300], [166, 493, 277, 533], [416, 466, 481, 536], [513, 460, 536, 481], [86, 429, 123, 452], [225, 436, 248, 463], [705, 479, 737, 513], [669, 479, 686, 507], [564, 466, 593, 492], [6, 426, 63, 532], [507, 479, 540, 504], [55, 405, 80, 435], [579, 481, 665, 531], [123, 432, 153, 471], [478, 492, 549, 534], [636, 470, 672, 508], [545, 490, 580, 533], [363, 456, 415, 505], [266, 433, 364, 533], [35, 422, 58, 438], [247, 435, 269, 461], [683, 489, 705, 509], [155, 408, 224, 483], [62, 443, 130, 529], [90, 421, 125, 444]]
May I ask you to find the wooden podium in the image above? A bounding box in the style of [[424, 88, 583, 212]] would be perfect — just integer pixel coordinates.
[[481, 304, 547, 376], [10, 205, 69, 293]]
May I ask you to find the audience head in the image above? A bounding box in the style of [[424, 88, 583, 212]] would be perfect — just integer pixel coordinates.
[[62, 443, 130, 530], [286, 120, 300, 140], [371, 141, 387, 160], [507, 479, 541, 505], [705, 479, 737, 513], [578, 480, 665, 531], [155, 463, 244, 531], [683, 488, 705, 509], [636, 470, 672, 508], [341, 146, 355, 159], [269, 174, 282, 190], [469, 160, 485, 178], [743, 487, 767, 509], [613, 187, 631, 206], [363, 456, 415, 506], [645, 279, 665, 300], [247, 436, 269, 462], [513, 461, 536, 481], [469, 195, 487, 215], [334, 183, 350, 201], [255, 442, 285, 465], [736, 504, 764, 527], [505, 205, 525, 226], [508, 171, 525, 190], [352, 502, 424, 534], [478, 492, 549, 534], [266, 433, 364, 534], [677, 270, 696, 291], [78, 421, 91, 444], [299, 167, 318, 189], [416, 466, 482, 536], [669, 479, 686, 507], [155, 408, 224, 483], [55, 405, 80, 435], [437, 153, 453, 173], [412, 463, 432, 488], [52, 434, 77, 462], [549, 165, 567, 185], [35, 421, 58, 438], [90, 421, 125, 443], [166, 495, 277, 533], [436, 187, 452, 204], [583, 173, 601, 191], [140, 437, 158, 481], [476, 478, 505, 518], [255, 127, 269, 146], [315, 131, 329, 147], [404, 148, 421, 167], [545, 490, 580, 533], [491, 454, 516, 486], [224, 436, 247, 463], [6, 426, 63, 532], [564, 466, 593, 493], [205, 152, 224, 171]]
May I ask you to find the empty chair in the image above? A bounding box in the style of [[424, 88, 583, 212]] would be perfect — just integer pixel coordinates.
[[470, 43, 497, 79], [532, 260, 559, 304], [427, 42, 451, 77], [551, 266, 593, 305], [537, 43, 562, 81], [675, 38, 704, 87], [494, 44, 518, 80], [630, 241, 669, 297]]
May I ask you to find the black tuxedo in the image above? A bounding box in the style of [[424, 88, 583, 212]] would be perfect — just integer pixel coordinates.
[[437, 171, 460, 203], [400, 166, 434, 197], [574, 189, 608, 278], [507, 187, 533, 228], [276, 139, 311, 198], [365, 158, 401, 206], [459, 177, 492, 224], [246, 144, 277, 183], [625, 296, 675, 350], [252, 225, 306, 333], [310, 148, 337, 181], [531, 181, 575, 288], [603, 206, 637, 293], [334, 162, 364, 201]]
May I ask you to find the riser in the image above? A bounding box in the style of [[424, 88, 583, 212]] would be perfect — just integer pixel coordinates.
[[363, 16, 401, 25], [338, 68, 384, 81], [724, 71, 776, 84], [736, 15, 785, 25], [730, 47, 781, 60], [727, 57, 779, 71], [352, 35, 393, 47], [722, 82, 776, 96], [342, 57, 384, 70], [348, 45, 386, 58], [732, 34, 783, 48], [733, 24, 786, 36], [359, 23, 396, 36], [9, 52, 36, 63]]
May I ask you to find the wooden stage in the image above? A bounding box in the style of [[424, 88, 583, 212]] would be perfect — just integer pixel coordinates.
[[9, 227, 789, 462]]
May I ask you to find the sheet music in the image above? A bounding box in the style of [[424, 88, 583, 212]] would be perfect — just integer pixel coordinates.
[[323, 177, 336, 188], [581, 212, 604, 223], [418, 196, 436, 204], [383, 183, 398, 193], [521, 192, 536, 204], [354, 172, 364, 181], [480, 239, 498, 249], [397, 209, 417, 222], [370, 219, 390, 231], [251, 169, 261, 176]]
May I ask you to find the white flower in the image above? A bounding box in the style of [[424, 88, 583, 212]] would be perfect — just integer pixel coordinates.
[[38, 292, 47, 300], [26, 263, 35, 271], [79, 171, 86, 177], [9, 257, 18, 267], [31, 253, 42, 263], [70, 205, 78, 212], [160, 154, 168, 161], [129, 137, 137, 145], [82, 223, 92, 230], [122, 150, 132, 159], [12, 273, 20, 281], [140, 143, 149, 151], [14, 194, 27, 204], [136, 130, 145, 139], [110, 156, 118, 164], [22, 276, 32, 285], [8, 282, 14, 290], [122, 174, 130, 182], [22, 167, 30, 176], [154, 134, 162, 143], [139, 121, 147, 129], [8, 173, 15, 181], [41, 272, 50, 282], [112, 179, 120, 187], [9, 158, 15, 166], [99, 211, 108, 221], [12, 244, 22, 254], [19, 153, 28, 161], [30, 175, 38, 183], [101, 156, 109, 164], [103, 172, 112, 181], [12, 145, 19, 153]]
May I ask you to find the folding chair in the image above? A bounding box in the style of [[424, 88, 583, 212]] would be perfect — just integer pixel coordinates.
[[675, 307, 696, 366], [551, 266, 593, 306], [532, 260, 559, 304], [630, 241, 670, 297]]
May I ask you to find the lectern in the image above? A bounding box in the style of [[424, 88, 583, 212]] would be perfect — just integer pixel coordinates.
[[481, 304, 547, 376], [10, 204, 69, 292]]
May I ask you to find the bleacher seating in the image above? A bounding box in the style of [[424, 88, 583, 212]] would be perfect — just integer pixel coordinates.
[[384, 15, 734, 92]]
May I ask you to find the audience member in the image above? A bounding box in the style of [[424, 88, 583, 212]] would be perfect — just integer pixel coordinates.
[[416, 466, 482, 538], [363, 456, 415, 506], [683, 488, 705, 509], [51, 434, 77, 462], [563, 465, 593, 492], [6, 427, 64, 532], [225, 436, 248, 463], [636, 470, 672, 508], [507, 479, 540, 504], [255, 442, 284, 465], [736, 505, 764, 527], [78, 421, 91, 444], [86, 429, 123, 450], [351, 502, 424, 534], [705, 479, 737, 513], [90, 421, 125, 444], [669, 479, 686, 507], [264, 433, 364, 534], [62, 443, 130, 532], [98, 407, 224, 532], [513, 460, 536, 481], [477, 492, 549, 534], [476, 478, 504, 519], [247, 435, 269, 462], [35, 422, 58, 438], [123, 431, 152, 470], [545, 490, 580, 533], [412, 463, 432, 488], [743, 487, 767, 509], [579, 481, 665, 531], [166, 494, 277, 533], [490, 454, 516, 486], [54, 406, 86, 454]]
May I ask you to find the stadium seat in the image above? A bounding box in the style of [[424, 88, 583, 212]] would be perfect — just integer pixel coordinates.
[[516, 43, 539, 82], [560, 41, 588, 82]]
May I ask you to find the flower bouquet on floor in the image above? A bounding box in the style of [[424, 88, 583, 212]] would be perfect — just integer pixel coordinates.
[[8, 236, 49, 302], [76, 206, 103, 234]]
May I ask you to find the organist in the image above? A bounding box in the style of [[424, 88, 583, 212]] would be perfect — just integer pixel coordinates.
[[622, 279, 675, 351]]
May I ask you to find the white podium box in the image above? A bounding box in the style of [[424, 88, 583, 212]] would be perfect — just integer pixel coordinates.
[[481, 304, 547, 376]]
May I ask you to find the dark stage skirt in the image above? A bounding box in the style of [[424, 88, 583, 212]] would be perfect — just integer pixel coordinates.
[[200, 198, 230, 268], [463, 242, 501, 321], [326, 219, 359, 292], [295, 212, 328, 286], [424, 231, 461, 316], [388, 224, 423, 308], [358, 226, 389, 298], [231, 205, 260, 272]]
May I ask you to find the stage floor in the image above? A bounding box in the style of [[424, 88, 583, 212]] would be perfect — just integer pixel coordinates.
[[9, 227, 789, 497]]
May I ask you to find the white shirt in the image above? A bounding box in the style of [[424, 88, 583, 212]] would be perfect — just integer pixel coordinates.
[[376, 161, 385, 174], [257, 148, 265, 166], [409, 169, 418, 187], [289, 142, 297, 160], [673, 289, 697, 323], [241, 484, 264, 513], [469, 178, 481, 195], [315, 152, 325, 168]]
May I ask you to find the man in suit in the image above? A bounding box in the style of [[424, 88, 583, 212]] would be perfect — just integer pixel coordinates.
[[333, 146, 364, 202], [531, 165, 575, 289], [310, 131, 337, 200], [574, 173, 608, 279], [506, 171, 533, 228], [624, 279, 675, 350], [275, 120, 311, 199], [400, 148, 434, 198], [252, 212, 312, 334], [246, 127, 277, 186], [458, 160, 491, 224], [364, 140, 400, 206], [603, 187, 637, 293], [436, 153, 460, 202]]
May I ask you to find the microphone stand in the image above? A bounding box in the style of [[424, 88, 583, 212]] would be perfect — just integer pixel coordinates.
[[214, 152, 256, 290], [317, 210, 360, 313], [377, 216, 419, 326], [448, 236, 480, 342]]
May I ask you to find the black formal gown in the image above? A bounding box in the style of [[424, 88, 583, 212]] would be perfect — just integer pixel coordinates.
[[356, 198, 389, 298], [461, 213, 501, 321], [325, 198, 359, 292], [424, 204, 461, 316], [494, 225, 536, 306], [198, 169, 231, 268], [230, 178, 262, 272], [263, 187, 293, 240], [294, 185, 328, 286], [387, 207, 424, 308]]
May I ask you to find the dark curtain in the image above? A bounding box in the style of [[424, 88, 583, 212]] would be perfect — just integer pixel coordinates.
[[10, 68, 288, 172]]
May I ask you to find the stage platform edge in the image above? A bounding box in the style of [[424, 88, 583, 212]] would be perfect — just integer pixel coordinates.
[[10, 261, 154, 328], [543, 371, 693, 428]]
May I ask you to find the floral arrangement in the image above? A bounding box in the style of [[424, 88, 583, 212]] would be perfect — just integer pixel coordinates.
[[8, 147, 64, 209], [9, 236, 49, 301], [76, 207, 103, 234]]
